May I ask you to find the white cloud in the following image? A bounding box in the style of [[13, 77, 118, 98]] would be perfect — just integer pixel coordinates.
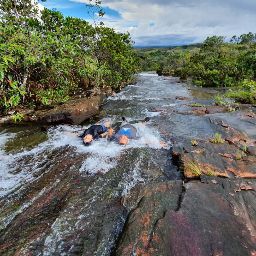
[[71, 0, 256, 46]]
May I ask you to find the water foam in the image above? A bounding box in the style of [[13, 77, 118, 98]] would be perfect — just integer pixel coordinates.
[[46, 123, 169, 176], [0, 122, 168, 196], [77, 122, 168, 175], [143, 109, 161, 117], [140, 72, 159, 77]]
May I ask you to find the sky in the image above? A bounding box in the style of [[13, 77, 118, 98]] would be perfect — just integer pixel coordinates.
[[41, 0, 256, 47]]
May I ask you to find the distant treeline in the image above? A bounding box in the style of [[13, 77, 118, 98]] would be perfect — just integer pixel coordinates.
[[0, 1, 138, 113], [137, 34, 256, 104]]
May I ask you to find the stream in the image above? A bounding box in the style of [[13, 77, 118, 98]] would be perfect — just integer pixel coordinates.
[[0, 73, 255, 256]]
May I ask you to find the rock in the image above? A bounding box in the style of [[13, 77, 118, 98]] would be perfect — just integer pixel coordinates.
[[115, 181, 183, 256], [191, 107, 208, 115], [176, 96, 190, 101], [115, 178, 256, 256], [172, 128, 256, 179], [205, 105, 227, 114], [0, 95, 105, 126], [0, 147, 173, 255], [165, 178, 256, 256], [35, 95, 104, 125], [248, 145, 256, 156]]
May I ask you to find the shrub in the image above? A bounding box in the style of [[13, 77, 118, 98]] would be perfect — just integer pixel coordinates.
[[0, 5, 138, 112], [210, 133, 225, 144], [226, 80, 256, 104]]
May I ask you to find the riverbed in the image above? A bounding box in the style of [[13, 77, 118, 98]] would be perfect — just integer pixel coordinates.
[[0, 73, 255, 256]]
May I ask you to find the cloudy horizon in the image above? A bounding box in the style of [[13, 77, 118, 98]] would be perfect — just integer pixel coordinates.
[[41, 0, 256, 47]]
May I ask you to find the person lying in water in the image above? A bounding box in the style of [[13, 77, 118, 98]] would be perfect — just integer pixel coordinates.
[[80, 117, 146, 146], [109, 117, 150, 145], [80, 119, 114, 146], [111, 123, 138, 145], [80, 116, 167, 147], [112, 117, 168, 147]]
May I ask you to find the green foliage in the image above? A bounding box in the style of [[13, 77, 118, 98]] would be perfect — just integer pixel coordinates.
[[0, 2, 137, 113], [187, 161, 201, 176], [138, 33, 256, 104], [214, 95, 229, 106], [226, 80, 256, 104], [210, 133, 225, 144], [11, 112, 24, 122]]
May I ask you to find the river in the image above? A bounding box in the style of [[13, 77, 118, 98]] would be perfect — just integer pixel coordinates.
[[0, 73, 255, 255]]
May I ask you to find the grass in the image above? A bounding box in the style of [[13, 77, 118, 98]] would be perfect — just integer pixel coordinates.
[[191, 139, 198, 146], [210, 133, 225, 144], [186, 161, 202, 176], [214, 95, 229, 106], [226, 80, 256, 104], [190, 103, 205, 107], [206, 169, 215, 176], [226, 89, 256, 105], [241, 144, 248, 153], [235, 150, 247, 160]]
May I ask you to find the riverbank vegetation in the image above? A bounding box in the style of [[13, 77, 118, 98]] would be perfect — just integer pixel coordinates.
[[0, 0, 138, 114], [137, 34, 256, 104]]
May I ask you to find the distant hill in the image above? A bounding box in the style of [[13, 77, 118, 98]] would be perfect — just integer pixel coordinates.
[[134, 43, 202, 50]]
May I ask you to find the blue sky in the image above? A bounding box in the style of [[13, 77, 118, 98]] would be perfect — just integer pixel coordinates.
[[41, 0, 121, 20], [41, 0, 256, 47]]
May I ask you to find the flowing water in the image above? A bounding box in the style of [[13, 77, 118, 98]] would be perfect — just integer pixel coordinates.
[[0, 73, 192, 198], [1, 73, 245, 255]]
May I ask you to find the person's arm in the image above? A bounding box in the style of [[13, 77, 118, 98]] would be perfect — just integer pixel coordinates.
[[79, 129, 89, 138]]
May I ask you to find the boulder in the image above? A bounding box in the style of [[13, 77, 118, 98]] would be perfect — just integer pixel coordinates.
[[0, 95, 105, 126], [33, 95, 104, 125], [115, 178, 256, 256]]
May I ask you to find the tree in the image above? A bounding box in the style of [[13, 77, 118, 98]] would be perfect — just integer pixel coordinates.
[[0, 1, 137, 112], [202, 36, 225, 49], [239, 32, 256, 44]]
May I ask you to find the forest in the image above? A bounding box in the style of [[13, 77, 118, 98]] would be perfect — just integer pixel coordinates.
[[138, 34, 256, 104], [0, 0, 138, 115], [1, 0, 255, 119]]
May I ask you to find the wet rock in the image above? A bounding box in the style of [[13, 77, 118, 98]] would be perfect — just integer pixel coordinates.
[[35, 95, 104, 125], [248, 145, 256, 156], [191, 107, 208, 115], [205, 105, 227, 114], [0, 95, 104, 126], [115, 181, 183, 256], [165, 178, 256, 256], [190, 105, 228, 116], [115, 178, 256, 256], [176, 96, 190, 101], [0, 146, 174, 255], [172, 127, 256, 179]]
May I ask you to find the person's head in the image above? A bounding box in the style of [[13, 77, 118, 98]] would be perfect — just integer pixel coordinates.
[[108, 128, 114, 137], [119, 135, 129, 145], [83, 134, 93, 145], [104, 120, 111, 128]]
